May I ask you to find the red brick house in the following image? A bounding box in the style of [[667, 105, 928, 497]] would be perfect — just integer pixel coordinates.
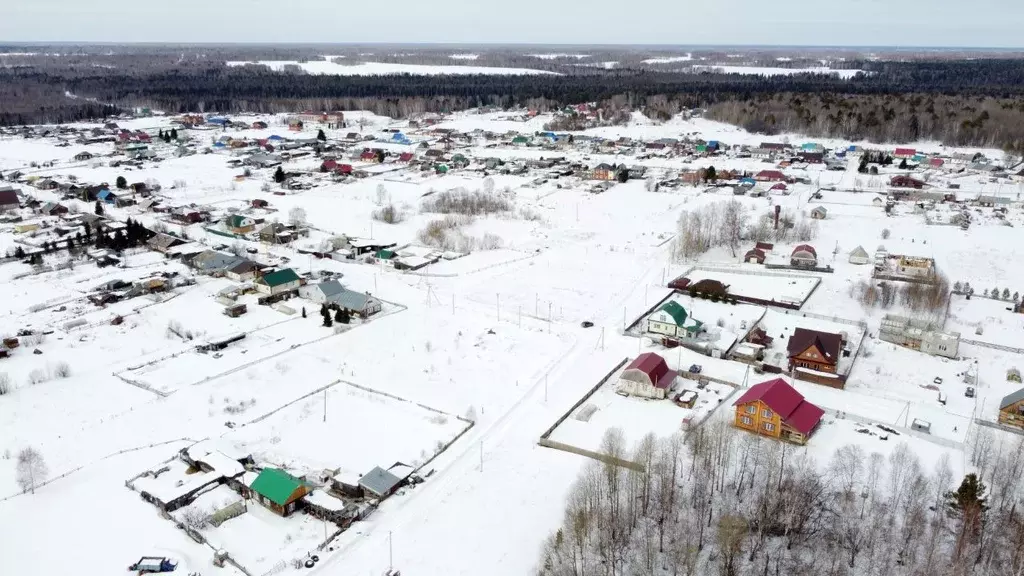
[[787, 328, 842, 374], [734, 378, 824, 445]]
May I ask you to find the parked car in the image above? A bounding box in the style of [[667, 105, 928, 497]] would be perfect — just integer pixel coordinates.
[[689, 364, 703, 374], [580, 321, 594, 328], [965, 387, 976, 398]]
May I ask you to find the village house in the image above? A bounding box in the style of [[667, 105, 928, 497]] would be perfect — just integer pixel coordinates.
[[37, 201, 68, 216], [790, 244, 818, 268], [225, 215, 256, 235], [896, 255, 935, 279], [146, 233, 187, 254], [733, 378, 824, 445], [617, 352, 676, 399], [890, 175, 925, 189], [894, 148, 917, 159], [358, 467, 404, 500], [744, 248, 767, 264], [999, 389, 1024, 430], [787, 328, 842, 374], [879, 314, 959, 358], [0, 187, 20, 212], [810, 206, 828, 220], [646, 301, 704, 340], [250, 468, 310, 517], [754, 170, 786, 182], [225, 260, 261, 282], [589, 163, 619, 181], [254, 268, 301, 296]]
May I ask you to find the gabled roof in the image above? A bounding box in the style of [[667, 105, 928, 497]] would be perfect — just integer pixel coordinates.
[[849, 245, 869, 258], [1000, 388, 1024, 410], [792, 244, 817, 257], [657, 301, 688, 326], [329, 288, 378, 311], [359, 466, 402, 497], [786, 328, 842, 363], [734, 378, 823, 435], [250, 468, 305, 506], [624, 352, 670, 384], [0, 188, 20, 206], [260, 268, 300, 287]]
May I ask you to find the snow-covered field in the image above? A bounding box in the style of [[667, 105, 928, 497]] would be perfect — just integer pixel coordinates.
[[226, 60, 559, 76], [641, 54, 693, 64], [2, 105, 1023, 576], [693, 64, 864, 78]]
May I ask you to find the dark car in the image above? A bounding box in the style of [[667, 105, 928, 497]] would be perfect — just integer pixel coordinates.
[[581, 321, 594, 328]]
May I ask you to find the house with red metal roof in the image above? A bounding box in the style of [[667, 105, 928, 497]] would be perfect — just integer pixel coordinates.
[[733, 378, 824, 445], [894, 148, 917, 159], [754, 170, 786, 182], [617, 353, 676, 399]]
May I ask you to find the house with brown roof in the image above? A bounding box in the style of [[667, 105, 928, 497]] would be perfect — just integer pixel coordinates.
[[0, 187, 21, 213], [734, 378, 824, 445], [890, 175, 925, 189], [617, 353, 676, 399], [787, 328, 843, 374]]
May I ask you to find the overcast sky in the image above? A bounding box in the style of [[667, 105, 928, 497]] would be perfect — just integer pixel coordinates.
[[4, 0, 1023, 47]]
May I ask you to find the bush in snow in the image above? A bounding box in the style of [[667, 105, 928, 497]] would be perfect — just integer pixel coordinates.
[[27, 369, 49, 386], [51, 362, 71, 379], [371, 203, 405, 224], [15, 446, 47, 494], [179, 506, 209, 530], [20, 333, 45, 347], [881, 228, 891, 239], [0, 373, 10, 395], [420, 188, 511, 216]]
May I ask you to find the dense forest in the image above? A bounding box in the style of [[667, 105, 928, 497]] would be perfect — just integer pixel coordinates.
[[538, 420, 1022, 576], [5, 52, 1024, 149]]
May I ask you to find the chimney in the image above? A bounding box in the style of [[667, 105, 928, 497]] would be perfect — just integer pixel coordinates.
[[774, 205, 781, 230]]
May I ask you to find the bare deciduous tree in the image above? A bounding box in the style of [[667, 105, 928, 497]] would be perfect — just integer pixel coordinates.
[[15, 447, 48, 494]]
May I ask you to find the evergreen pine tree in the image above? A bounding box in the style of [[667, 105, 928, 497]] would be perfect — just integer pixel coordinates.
[[94, 200, 104, 215], [274, 166, 286, 183], [116, 176, 127, 189], [317, 129, 326, 141], [170, 128, 178, 140], [323, 313, 333, 328], [301, 307, 307, 319], [14, 245, 25, 258]]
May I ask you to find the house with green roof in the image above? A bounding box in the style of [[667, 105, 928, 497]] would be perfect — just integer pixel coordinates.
[[254, 267, 301, 296], [646, 300, 704, 339], [249, 468, 310, 516], [225, 214, 256, 234]]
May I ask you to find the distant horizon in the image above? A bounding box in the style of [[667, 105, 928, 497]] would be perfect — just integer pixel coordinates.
[[1, 41, 1024, 51]]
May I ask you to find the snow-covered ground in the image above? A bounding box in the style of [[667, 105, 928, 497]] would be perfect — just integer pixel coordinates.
[[225, 60, 559, 76], [641, 54, 693, 64], [2, 105, 1023, 576], [682, 266, 821, 306], [693, 64, 864, 78]]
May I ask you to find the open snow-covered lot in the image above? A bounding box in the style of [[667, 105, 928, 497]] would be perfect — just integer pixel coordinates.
[[2, 106, 1024, 576]]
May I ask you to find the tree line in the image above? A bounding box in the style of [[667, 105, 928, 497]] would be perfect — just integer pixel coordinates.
[[539, 419, 1024, 576]]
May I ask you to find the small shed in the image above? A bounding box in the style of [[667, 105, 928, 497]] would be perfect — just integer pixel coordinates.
[[848, 246, 871, 265], [911, 419, 931, 434], [810, 206, 828, 220]]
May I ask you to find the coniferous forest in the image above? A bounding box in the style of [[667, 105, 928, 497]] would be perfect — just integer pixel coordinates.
[[4, 46, 1024, 149]]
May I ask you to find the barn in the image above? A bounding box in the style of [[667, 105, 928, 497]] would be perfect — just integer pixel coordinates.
[[617, 353, 676, 399]]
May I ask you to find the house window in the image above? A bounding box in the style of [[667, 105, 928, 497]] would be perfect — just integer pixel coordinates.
[[763, 423, 775, 432], [741, 416, 752, 426], [746, 405, 756, 414], [761, 409, 772, 419]]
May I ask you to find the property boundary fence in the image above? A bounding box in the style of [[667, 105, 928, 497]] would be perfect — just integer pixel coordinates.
[[537, 358, 649, 470], [961, 339, 1024, 355]]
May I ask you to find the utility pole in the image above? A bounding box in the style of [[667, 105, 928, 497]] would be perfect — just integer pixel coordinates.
[[323, 389, 327, 423], [479, 441, 483, 471], [388, 531, 393, 570], [497, 293, 500, 321], [452, 294, 455, 315]]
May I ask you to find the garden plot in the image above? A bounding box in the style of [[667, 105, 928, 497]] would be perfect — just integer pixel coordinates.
[[945, 294, 1024, 348], [632, 292, 765, 344], [225, 383, 469, 480], [757, 308, 866, 374], [199, 501, 326, 575], [548, 357, 736, 454], [682, 267, 820, 308], [125, 318, 314, 394]]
